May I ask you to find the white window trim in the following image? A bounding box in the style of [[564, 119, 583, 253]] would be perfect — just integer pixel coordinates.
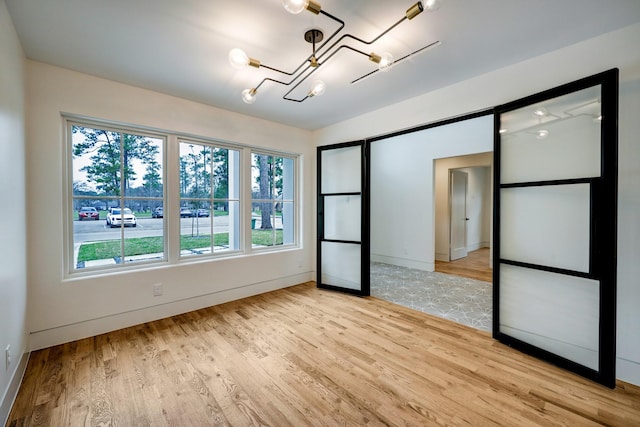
[[63, 115, 301, 278], [249, 149, 300, 253]]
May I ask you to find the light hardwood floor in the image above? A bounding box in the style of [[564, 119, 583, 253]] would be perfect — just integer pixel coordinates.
[[7, 282, 640, 426], [435, 247, 493, 282]]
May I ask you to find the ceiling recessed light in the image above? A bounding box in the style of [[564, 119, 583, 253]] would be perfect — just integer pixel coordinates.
[[532, 107, 548, 117], [536, 129, 549, 139]]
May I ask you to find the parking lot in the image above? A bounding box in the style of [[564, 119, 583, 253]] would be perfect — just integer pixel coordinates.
[[73, 216, 230, 243]]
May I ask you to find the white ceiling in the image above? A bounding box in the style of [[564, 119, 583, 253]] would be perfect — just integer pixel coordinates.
[[6, 0, 640, 130]]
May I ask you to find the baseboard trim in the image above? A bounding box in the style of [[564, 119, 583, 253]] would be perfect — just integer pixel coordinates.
[[29, 272, 312, 351], [435, 252, 449, 262], [371, 254, 434, 272], [617, 356, 640, 387], [0, 350, 29, 427]]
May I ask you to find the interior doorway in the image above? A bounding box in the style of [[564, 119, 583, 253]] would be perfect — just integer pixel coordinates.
[[434, 153, 492, 270], [368, 114, 494, 331], [435, 247, 492, 282]]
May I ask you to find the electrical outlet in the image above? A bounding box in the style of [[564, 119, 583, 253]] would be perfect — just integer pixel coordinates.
[[153, 283, 163, 297], [5, 345, 10, 371]]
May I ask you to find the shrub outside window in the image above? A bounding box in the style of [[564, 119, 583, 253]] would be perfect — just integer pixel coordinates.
[[70, 122, 165, 271], [251, 152, 296, 248]]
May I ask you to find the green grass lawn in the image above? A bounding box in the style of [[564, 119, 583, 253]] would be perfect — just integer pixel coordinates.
[[77, 229, 283, 261]]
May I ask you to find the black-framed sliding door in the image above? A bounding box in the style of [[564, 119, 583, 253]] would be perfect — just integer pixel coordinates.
[[493, 69, 618, 387], [317, 141, 370, 296]]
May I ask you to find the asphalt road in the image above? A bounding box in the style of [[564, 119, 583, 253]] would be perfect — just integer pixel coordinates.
[[73, 216, 230, 243]]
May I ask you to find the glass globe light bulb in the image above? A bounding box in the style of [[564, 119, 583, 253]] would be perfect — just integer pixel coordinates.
[[424, 0, 443, 11], [242, 88, 257, 104], [228, 48, 249, 69], [378, 52, 394, 72], [309, 80, 326, 97], [282, 0, 308, 14]]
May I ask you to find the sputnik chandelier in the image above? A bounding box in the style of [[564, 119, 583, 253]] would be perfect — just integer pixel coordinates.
[[228, 0, 443, 104]]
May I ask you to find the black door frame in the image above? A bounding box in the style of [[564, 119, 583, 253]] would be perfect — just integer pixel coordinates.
[[317, 69, 618, 387], [492, 69, 618, 388], [317, 140, 370, 296]]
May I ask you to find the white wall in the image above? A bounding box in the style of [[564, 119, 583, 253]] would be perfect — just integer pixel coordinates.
[[315, 23, 640, 386], [370, 117, 493, 271], [0, 0, 28, 422], [434, 154, 492, 261], [25, 61, 315, 351]]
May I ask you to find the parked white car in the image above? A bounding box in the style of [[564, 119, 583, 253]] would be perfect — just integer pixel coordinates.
[[106, 207, 137, 228]]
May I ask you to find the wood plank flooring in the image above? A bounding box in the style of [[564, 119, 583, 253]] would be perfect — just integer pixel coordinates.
[[435, 247, 493, 282], [7, 282, 640, 426]]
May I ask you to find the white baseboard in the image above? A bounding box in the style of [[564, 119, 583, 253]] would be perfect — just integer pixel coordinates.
[[468, 241, 491, 252], [29, 272, 312, 351], [435, 252, 449, 262], [0, 350, 29, 427], [617, 356, 640, 387], [371, 254, 434, 272], [435, 243, 490, 263]]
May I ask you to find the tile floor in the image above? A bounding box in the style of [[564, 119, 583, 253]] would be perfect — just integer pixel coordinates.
[[370, 262, 493, 332]]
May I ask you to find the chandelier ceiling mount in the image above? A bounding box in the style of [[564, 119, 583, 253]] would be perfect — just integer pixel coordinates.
[[304, 29, 323, 68], [229, 0, 444, 104]]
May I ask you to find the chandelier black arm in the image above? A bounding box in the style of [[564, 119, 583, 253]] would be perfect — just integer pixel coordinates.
[[283, 45, 371, 102], [316, 15, 408, 63], [245, 3, 425, 101], [253, 61, 315, 91], [258, 10, 345, 77], [251, 10, 346, 91]]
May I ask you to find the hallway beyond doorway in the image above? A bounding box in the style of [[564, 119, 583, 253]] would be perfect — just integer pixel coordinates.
[[435, 247, 492, 282]]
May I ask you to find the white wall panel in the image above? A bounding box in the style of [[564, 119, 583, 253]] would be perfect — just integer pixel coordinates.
[[0, 1, 28, 421]]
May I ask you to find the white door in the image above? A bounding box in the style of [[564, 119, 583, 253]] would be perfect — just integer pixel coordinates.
[[450, 170, 468, 261]]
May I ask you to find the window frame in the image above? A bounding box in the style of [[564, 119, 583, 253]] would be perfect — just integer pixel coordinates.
[[178, 138, 243, 259], [63, 115, 301, 278], [250, 149, 299, 252], [64, 117, 168, 276]]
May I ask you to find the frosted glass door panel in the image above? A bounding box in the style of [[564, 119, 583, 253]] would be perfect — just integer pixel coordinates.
[[321, 146, 361, 194], [499, 264, 599, 369], [500, 86, 601, 184], [321, 242, 361, 290], [324, 195, 361, 241], [500, 184, 590, 272]]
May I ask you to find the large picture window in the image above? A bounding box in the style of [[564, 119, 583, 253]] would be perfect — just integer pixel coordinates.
[[67, 117, 299, 275], [70, 122, 165, 271], [251, 152, 296, 248], [179, 141, 240, 257]]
